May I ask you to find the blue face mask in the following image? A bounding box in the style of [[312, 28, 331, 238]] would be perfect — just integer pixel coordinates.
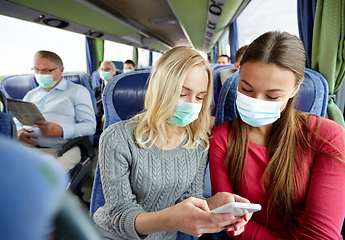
[[36, 74, 56, 88], [236, 91, 290, 127], [100, 71, 112, 80], [168, 101, 202, 127]]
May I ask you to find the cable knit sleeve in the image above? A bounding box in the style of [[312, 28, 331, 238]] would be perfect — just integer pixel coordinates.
[[93, 122, 146, 240]]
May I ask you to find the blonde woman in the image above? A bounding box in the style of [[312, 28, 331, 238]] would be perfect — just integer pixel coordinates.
[[210, 31, 345, 239], [93, 47, 251, 240]]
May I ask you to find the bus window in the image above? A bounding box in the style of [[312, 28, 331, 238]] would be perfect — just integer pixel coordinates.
[[103, 40, 133, 63], [152, 51, 163, 66], [137, 48, 150, 68], [0, 14, 86, 80], [237, 0, 299, 46]]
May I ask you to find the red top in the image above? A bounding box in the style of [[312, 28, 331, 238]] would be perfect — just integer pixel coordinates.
[[210, 115, 345, 239]]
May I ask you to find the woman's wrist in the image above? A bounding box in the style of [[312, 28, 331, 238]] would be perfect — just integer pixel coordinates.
[[134, 208, 173, 235]]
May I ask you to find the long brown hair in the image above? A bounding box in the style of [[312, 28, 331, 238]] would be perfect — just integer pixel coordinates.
[[226, 31, 314, 239]]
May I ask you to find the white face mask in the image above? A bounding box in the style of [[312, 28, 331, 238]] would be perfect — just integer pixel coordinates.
[[123, 69, 134, 73], [236, 90, 294, 127]]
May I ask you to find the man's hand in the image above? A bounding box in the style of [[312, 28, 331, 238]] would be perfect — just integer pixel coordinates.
[[34, 120, 63, 138], [17, 128, 38, 146]]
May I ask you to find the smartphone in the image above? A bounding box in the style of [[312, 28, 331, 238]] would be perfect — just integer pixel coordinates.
[[211, 202, 262, 216]]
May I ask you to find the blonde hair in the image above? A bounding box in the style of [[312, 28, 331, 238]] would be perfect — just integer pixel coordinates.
[[130, 46, 213, 150], [34, 50, 63, 68]]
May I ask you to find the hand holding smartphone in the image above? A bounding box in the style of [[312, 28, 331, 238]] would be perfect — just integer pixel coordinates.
[[211, 202, 261, 216]]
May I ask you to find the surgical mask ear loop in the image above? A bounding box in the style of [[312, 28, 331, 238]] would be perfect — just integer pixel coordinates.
[[281, 87, 297, 105]]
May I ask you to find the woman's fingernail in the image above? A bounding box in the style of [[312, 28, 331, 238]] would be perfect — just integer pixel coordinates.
[[227, 227, 234, 231], [229, 215, 235, 220]]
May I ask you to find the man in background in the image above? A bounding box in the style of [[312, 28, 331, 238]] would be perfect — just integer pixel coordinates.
[[16, 50, 96, 171], [123, 59, 136, 73], [217, 55, 231, 65]]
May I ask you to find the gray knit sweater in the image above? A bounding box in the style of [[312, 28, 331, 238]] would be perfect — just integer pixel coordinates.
[[93, 120, 208, 240]]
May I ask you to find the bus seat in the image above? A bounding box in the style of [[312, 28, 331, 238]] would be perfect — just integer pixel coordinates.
[[63, 72, 96, 112], [113, 61, 124, 71], [90, 70, 150, 220], [211, 65, 236, 117], [0, 90, 17, 139], [91, 70, 102, 89], [0, 73, 96, 206], [0, 74, 38, 100], [215, 68, 329, 127], [136, 66, 152, 71], [212, 63, 235, 72], [0, 137, 102, 240]]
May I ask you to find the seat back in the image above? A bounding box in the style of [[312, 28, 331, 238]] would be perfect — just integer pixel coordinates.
[[215, 68, 329, 127], [1, 72, 95, 106], [0, 136, 67, 240], [0, 90, 17, 139], [0, 74, 38, 100], [112, 61, 124, 71], [0, 137, 102, 240], [90, 70, 150, 218], [212, 65, 236, 116], [63, 72, 96, 112]]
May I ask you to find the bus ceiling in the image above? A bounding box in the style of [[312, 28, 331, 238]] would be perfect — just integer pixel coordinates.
[[0, 0, 251, 53]]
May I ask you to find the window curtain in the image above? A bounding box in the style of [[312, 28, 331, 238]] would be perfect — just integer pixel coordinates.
[[85, 37, 104, 75], [208, 50, 214, 63], [229, 20, 239, 64], [213, 44, 218, 63], [297, 0, 317, 68], [311, 0, 345, 127], [149, 51, 153, 66]]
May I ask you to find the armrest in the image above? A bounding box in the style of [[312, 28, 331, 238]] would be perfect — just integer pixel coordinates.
[[58, 136, 95, 158], [0, 90, 8, 113], [54, 191, 103, 240]]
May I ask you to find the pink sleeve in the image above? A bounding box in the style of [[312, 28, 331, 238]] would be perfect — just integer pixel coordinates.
[[297, 120, 345, 239], [210, 122, 279, 240]]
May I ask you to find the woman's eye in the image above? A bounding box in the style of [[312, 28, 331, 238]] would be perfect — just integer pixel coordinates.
[[242, 88, 252, 92], [266, 95, 278, 100], [196, 96, 204, 100], [180, 94, 186, 97]]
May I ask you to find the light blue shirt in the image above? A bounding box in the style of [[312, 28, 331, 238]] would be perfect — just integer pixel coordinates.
[[15, 78, 96, 147]]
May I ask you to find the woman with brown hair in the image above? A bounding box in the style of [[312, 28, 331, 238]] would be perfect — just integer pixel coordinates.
[[210, 31, 345, 239]]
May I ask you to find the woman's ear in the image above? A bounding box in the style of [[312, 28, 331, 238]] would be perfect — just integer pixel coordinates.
[[290, 84, 300, 98]]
